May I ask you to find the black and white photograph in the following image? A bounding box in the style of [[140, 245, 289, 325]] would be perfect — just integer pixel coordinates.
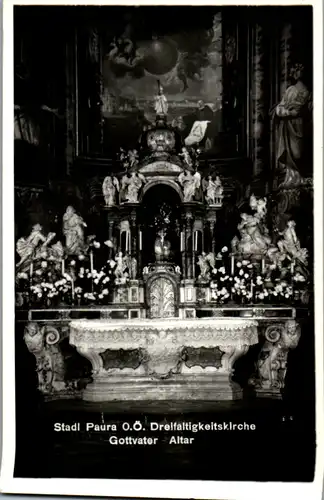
[[1, 1, 323, 498]]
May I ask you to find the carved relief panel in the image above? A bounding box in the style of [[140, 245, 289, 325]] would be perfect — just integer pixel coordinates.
[[148, 276, 176, 319]]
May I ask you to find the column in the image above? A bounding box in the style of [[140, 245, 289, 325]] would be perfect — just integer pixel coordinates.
[[130, 215, 137, 279], [251, 24, 266, 181], [186, 214, 193, 280], [181, 224, 186, 279], [137, 225, 142, 279], [192, 228, 196, 279], [209, 221, 216, 254], [280, 23, 292, 96]]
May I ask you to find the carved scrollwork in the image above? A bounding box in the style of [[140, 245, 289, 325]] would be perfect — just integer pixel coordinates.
[[23, 322, 66, 395], [250, 320, 301, 394], [264, 324, 284, 343], [44, 325, 61, 345]]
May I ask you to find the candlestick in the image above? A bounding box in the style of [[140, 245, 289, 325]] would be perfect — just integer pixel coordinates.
[[90, 251, 94, 273], [61, 259, 65, 275], [231, 255, 235, 275]]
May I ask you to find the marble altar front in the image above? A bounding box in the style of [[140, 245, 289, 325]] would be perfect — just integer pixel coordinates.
[[69, 317, 258, 401]]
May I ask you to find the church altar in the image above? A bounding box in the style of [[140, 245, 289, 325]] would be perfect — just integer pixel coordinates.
[[69, 317, 258, 401], [17, 90, 310, 405]]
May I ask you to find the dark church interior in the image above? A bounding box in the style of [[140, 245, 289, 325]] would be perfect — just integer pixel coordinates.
[[14, 5, 315, 482]]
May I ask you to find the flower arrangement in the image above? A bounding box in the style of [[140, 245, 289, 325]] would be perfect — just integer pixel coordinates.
[[208, 246, 310, 306], [15, 238, 131, 308]]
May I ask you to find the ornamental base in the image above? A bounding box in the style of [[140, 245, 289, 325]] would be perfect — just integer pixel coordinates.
[[254, 388, 282, 399], [81, 374, 243, 402]]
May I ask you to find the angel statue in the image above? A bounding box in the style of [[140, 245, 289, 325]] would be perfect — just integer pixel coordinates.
[[114, 252, 129, 283], [124, 171, 146, 203], [203, 175, 223, 205], [231, 211, 272, 257], [277, 220, 308, 266], [102, 175, 119, 206], [16, 224, 56, 270], [197, 252, 215, 281], [123, 254, 138, 279], [62, 206, 87, 256], [154, 80, 168, 116], [178, 169, 201, 202]]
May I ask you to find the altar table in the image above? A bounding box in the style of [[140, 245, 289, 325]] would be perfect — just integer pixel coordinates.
[[69, 317, 258, 401]]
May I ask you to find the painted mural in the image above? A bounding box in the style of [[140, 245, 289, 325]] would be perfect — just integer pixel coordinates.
[[99, 9, 223, 153]]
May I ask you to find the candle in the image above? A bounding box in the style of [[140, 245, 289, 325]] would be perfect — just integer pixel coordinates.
[[125, 232, 129, 253], [30, 262, 33, 278], [291, 260, 295, 275], [261, 258, 265, 274], [139, 231, 142, 251], [180, 232, 184, 252], [90, 251, 94, 273], [61, 259, 65, 275], [71, 277, 75, 301], [231, 255, 235, 275], [194, 231, 198, 252]]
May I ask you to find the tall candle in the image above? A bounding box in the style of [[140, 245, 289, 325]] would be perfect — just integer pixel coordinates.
[[61, 259, 65, 275], [125, 232, 129, 253], [231, 255, 235, 275], [261, 258, 265, 274], [71, 277, 75, 301], [194, 231, 198, 252], [139, 231, 142, 251], [291, 260, 295, 275], [90, 251, 94, 273], [30, 262, 33, 278], [180, 232, 184, 252]]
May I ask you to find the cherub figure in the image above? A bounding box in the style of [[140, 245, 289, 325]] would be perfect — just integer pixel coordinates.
[[128, 149, 139, 169], [179, 147, 193, 169], [250, 194, 267, 220]]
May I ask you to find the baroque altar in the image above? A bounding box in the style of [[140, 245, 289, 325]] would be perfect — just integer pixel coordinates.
[[17, 91, 310, 403]]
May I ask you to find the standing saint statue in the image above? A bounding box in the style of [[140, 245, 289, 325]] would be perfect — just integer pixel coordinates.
[[123, 172, 146, 203], [62, 206, 87, 255], [102, 175, 119, 206], [270, 63, 312, 187], [178, 169, 201, 202], [154, 80, 168, 116], [203, 175, 223, 205]]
